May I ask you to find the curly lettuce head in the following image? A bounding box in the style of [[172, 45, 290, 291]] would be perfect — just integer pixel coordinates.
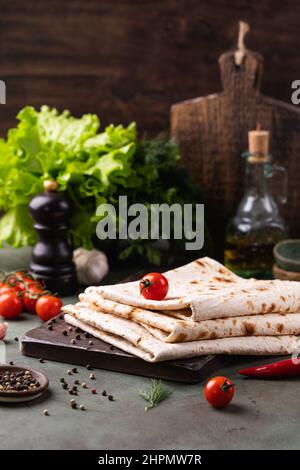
[[0, 106, 138, 249]]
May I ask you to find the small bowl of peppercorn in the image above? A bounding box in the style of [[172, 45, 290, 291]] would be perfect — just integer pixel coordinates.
[[0, 365, 49, 403]]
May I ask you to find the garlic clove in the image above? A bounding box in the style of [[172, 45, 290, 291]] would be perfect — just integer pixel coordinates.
[[0, 322, 8, 341], [73, 248, 109, 286]]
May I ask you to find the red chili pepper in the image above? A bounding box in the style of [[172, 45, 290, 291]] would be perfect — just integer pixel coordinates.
[[239, 357, 300, 378]]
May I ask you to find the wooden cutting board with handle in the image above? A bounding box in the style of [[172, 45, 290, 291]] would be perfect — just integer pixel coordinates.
[[171, 22, 300, 256]]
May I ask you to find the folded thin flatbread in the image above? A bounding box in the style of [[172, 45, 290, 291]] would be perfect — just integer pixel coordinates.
[[95, 257, 241, 314], [79, 291, 300, 343], [64, 307, 299, 362], [95, 257, 300, 320], [62, 256, 300, 362]]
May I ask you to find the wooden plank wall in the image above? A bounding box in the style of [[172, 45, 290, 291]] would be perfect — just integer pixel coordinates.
[[0, 0, 299, 137]]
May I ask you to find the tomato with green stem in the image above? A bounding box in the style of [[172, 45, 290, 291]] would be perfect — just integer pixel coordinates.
[[204, 376, 235, 409], [23, 284, 45, 313], [139, 272, 169, 300]]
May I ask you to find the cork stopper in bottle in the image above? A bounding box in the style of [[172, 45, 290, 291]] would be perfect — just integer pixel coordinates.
[[248, 124, 270, 163]]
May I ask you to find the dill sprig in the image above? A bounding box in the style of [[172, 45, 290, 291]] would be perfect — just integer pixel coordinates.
[[139, 379, 172, 411]]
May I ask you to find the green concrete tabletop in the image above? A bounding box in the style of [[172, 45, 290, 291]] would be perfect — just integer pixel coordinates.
[[0, 247, 299, 450]]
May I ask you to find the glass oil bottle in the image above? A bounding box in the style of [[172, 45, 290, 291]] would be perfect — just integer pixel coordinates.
[[224, 126, 288, 279]]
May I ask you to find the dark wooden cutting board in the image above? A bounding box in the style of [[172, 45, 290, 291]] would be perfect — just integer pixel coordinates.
[[171, 24, 300, 256], [20, 315, 227, 384]]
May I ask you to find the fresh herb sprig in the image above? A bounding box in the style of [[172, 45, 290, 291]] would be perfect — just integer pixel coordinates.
[[139, 379, 172, 411]]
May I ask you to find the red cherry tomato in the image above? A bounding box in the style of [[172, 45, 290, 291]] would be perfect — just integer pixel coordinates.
[[20, 276, 44, 308], [22, 285, 45, 313], [4, 274, 26, 295], [0, 285, 15, 296], [0, 292, 23, 319], [22, 292, 36, 313], [139, 272, 169, 300], [204, 376, 235, 409], [35, 295, 63, 322], [13, 281, 27, 295]]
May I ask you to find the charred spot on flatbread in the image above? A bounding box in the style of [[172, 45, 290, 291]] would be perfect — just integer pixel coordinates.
[[261, 303, 268, 313], [196, 260, 206, 267], [242, 322, 256, 336], [218, 267, 230, 275], [212, 276, 234, 283], [276, 324, 284, 334], [247, 300, 255, 310]]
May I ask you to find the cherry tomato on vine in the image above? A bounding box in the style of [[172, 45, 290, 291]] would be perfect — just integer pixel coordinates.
[[3, 274, 26, 295], [0, 285, 14, 296], [139, 272, 169, 300], [0, 291, 23, 319], [22, 284, 45, 313], [12, 281, 27, 295], [204, 376, 235, 409], [35, 295, 63, 322], [15, 271, 35, 283]]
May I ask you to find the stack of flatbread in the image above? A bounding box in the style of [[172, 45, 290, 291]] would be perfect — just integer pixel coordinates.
[[62, 257, 300, 362]]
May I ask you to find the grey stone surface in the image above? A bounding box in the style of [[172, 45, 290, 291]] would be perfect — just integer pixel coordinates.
[[1, 308, 299, 450], [0, 247, 299, 450]]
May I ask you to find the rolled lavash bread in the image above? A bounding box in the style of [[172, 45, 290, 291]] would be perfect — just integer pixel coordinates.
[[79, 291, 300, 343], [63, 306, 299, 362], [95, 257, 300, 320]]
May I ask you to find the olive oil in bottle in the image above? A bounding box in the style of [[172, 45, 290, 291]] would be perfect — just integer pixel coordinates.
[[224, 126, 288, 279]]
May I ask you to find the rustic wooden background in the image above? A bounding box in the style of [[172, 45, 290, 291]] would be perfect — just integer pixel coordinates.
[[0, 0, 299, 137], [0, 0, 299, 256]]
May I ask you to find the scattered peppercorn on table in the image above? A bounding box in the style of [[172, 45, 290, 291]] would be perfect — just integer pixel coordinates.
[[1, 248, 300, 450]]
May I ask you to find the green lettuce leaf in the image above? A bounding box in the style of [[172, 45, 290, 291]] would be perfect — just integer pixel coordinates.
[[0, 105, 209, 263], [0, 205, 37, 247]]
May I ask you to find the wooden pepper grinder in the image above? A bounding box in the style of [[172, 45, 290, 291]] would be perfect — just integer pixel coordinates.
[[29, 180, 78, 296]]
